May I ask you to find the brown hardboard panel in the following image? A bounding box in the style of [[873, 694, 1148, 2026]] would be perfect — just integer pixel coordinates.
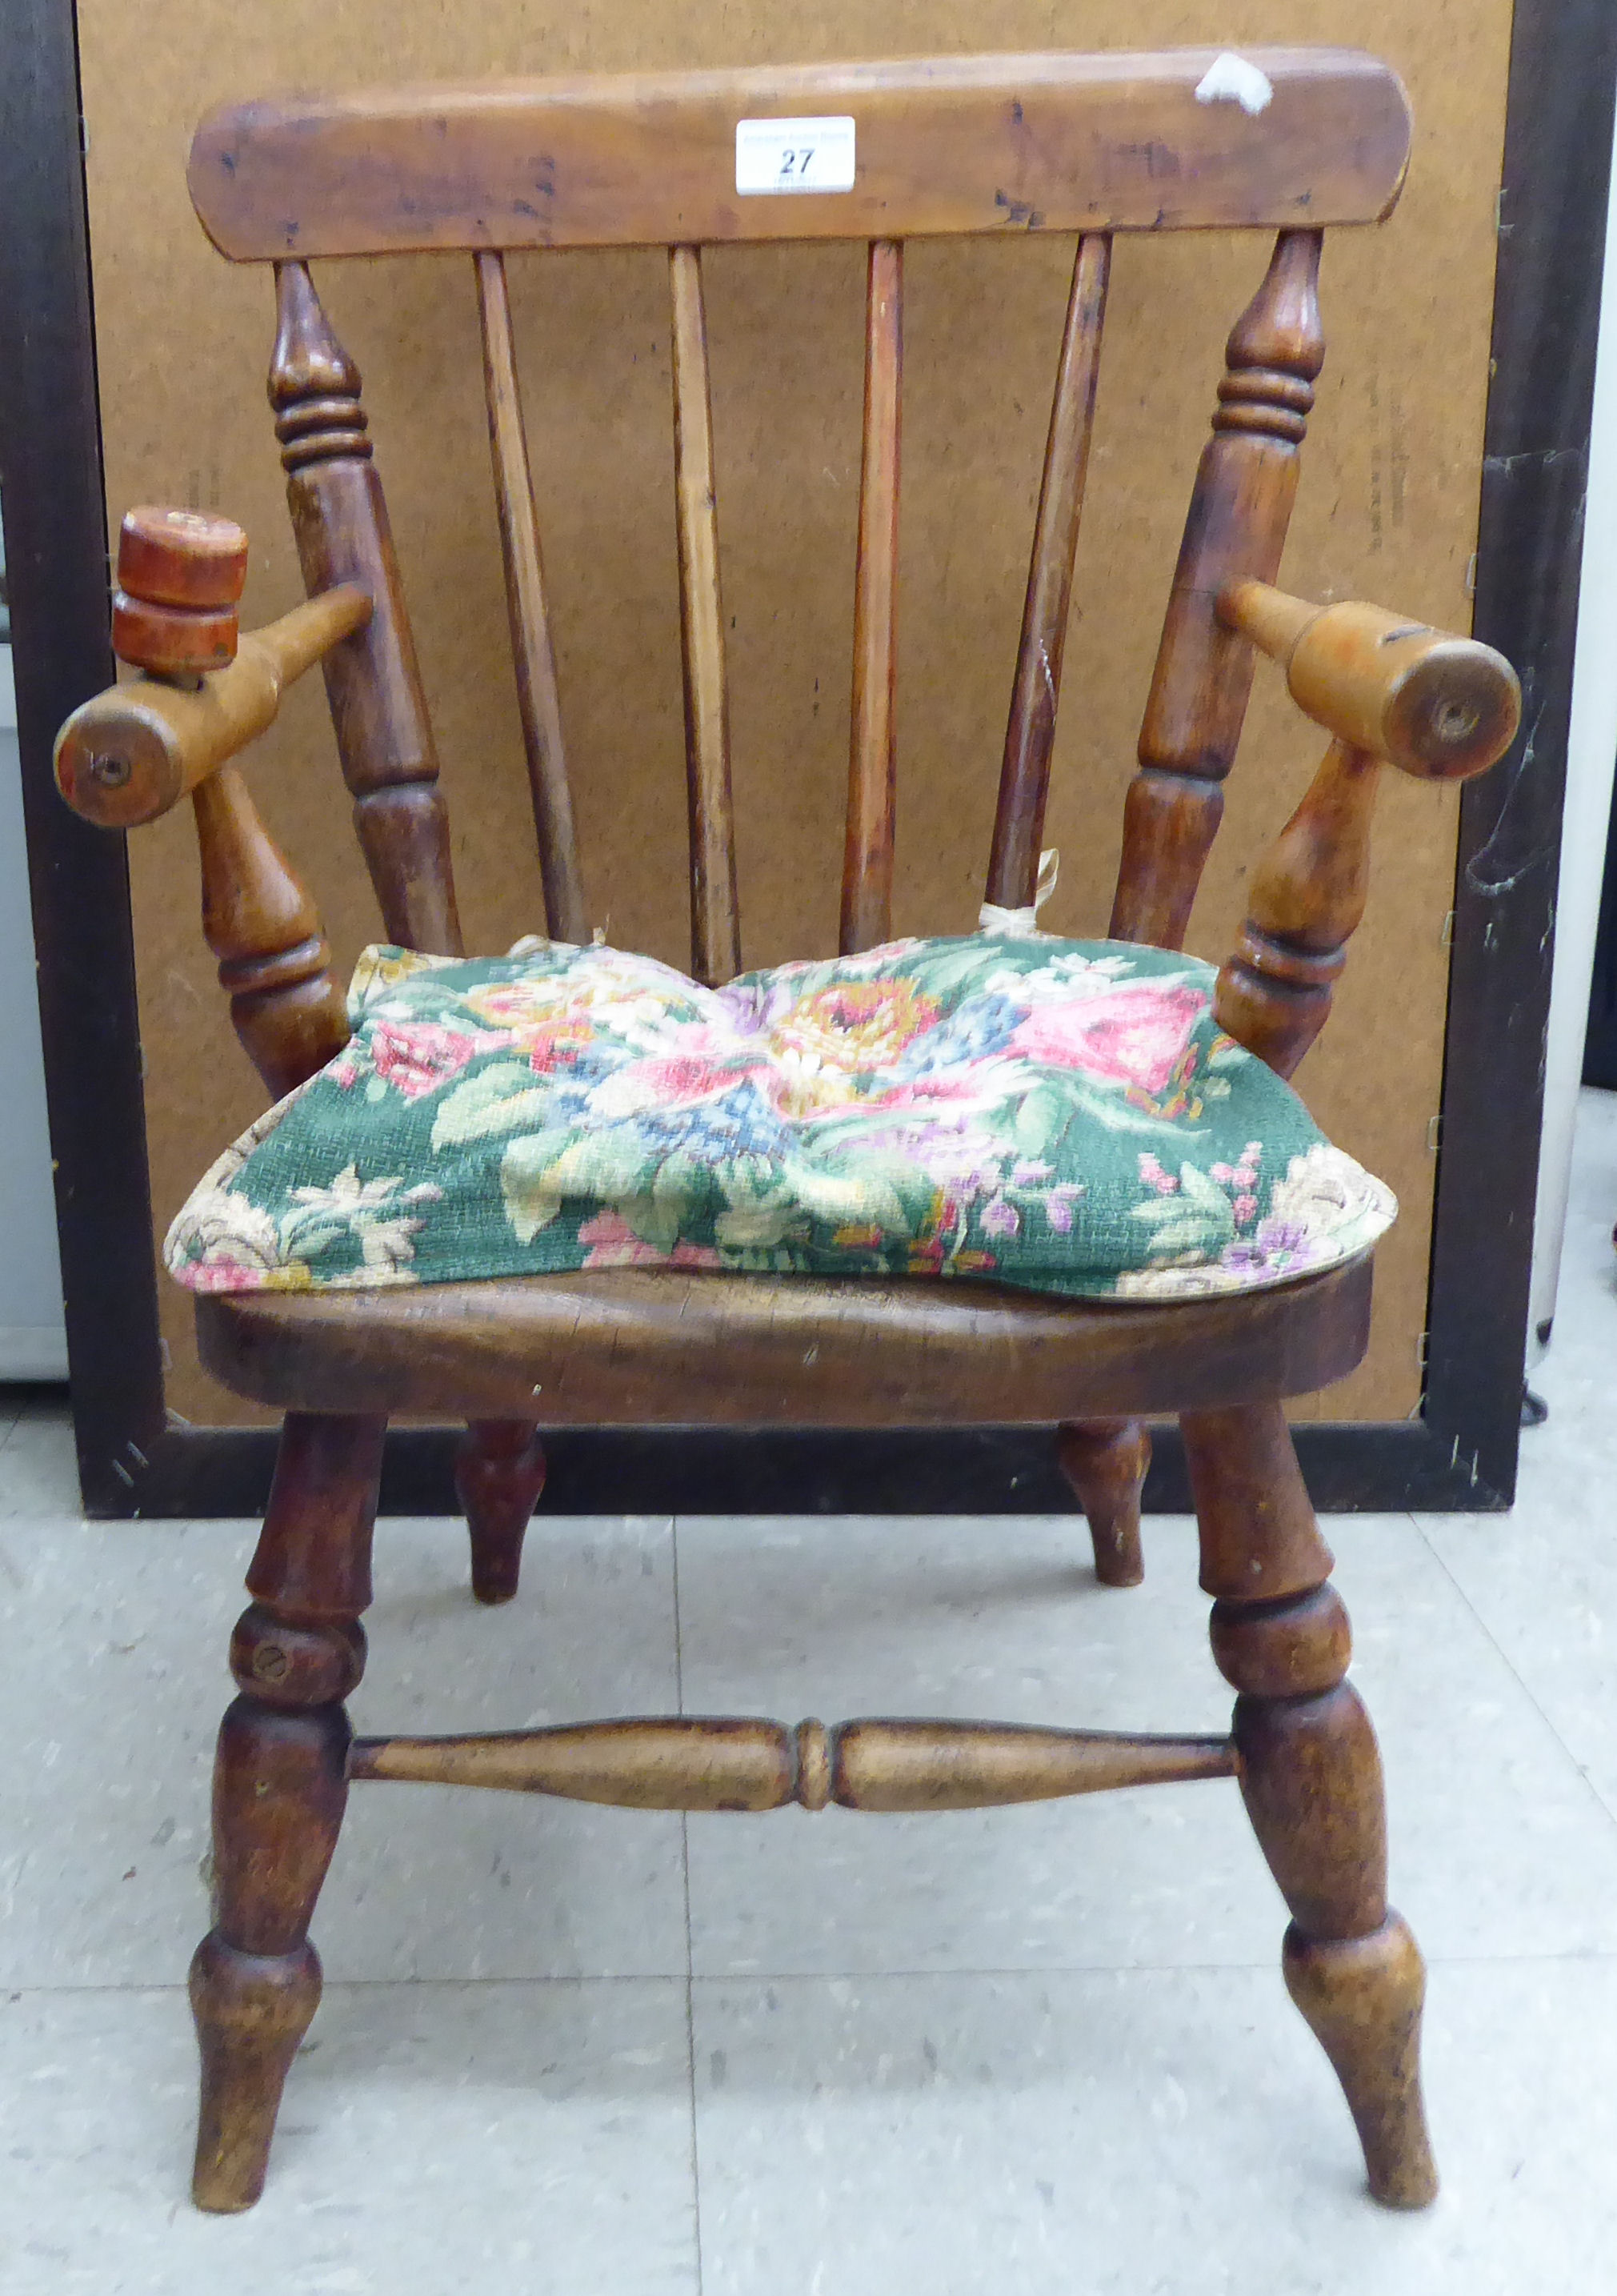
[[75, 0, 1512, 1429]]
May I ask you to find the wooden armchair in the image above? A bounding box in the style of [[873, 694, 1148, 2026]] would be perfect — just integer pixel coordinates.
[[56, 50, 1520, 2218]]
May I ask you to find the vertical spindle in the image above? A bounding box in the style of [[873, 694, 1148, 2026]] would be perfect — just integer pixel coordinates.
[[669, 244, 742, 985], [841, 238, 903, 954], [475, 250, 590, 945], [987, 234, 1111, 908]]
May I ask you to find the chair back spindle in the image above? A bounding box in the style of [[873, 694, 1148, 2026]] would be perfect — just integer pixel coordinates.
[[986, 233, 1111, 910], [1111, 228, 1325, 948], [269, 261, 463, 956], [475, 250, 590, 946], [841, 239, 903, 955], [669, 245, 742, 986]]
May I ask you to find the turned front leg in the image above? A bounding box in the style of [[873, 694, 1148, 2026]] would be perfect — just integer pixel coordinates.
[[1183, 1400, 1436, 2208], [190, 1412, 385, 2213]]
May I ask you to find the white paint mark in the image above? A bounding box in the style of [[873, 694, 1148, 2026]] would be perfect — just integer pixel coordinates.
[[1195, 54, 1274, 116]]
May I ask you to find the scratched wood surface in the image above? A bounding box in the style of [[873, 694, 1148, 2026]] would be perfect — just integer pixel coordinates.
[[196, 1252, 1374, 1421], [74, 0, 1515, 1429], [188, 51, 1411, 258]]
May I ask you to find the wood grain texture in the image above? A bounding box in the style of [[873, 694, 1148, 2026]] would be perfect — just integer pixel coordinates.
[[987, 234, 1110, 908], [188, 1936, 322, 2217], [1210, 590, 1519, 1076], [56, 503, 358, 1094], [1207, 1582, 1353, 1699], [243, 1410, 386, 1621], [191, 766, 350, 1097], [349, 1713, 1237, 1810], [270, 261, 463, 956], [1283, 1914, 1436, 2210], [57, 585, 372, 828], [475, 250, 589, 944], [117, 503, 249, 606], [62, 12, 1499, 2223], [190, 1412, 383, 2211], [669, 244, 741, 984], [1112, 228, 1324, 948], [89, 3, 1513, 1442], [1181, 1397, 1336, 1601], [1214, 738, 1379, 1080], [189, 51, 1412, 260], [1183, 1397, 1436, 2206], [107, 591, 238, 680], [1218, 579, 1522, 779], [841, 238, 903, 953], [109, 508, 248, 678], [455, 1417, 546, 1605], [1056, 1415, 1149, 1587], [196, 1253, 1374, 1423]]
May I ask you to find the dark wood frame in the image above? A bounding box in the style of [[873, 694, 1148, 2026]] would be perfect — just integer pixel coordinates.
[[2, 0, 1610, 1518]]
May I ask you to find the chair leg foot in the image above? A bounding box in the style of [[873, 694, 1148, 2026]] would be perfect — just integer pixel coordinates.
[[1183, 1400, 1437, 2207], [458, 1419, 546, 1605], [190, 1934, 321, 2213], [1057, 1418, 1149, 1585], [1232, 1673, 1436, 2206], [1283, 1914, 1436, 2208]]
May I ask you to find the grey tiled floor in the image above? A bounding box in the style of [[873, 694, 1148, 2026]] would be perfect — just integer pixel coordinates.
[[5, 1098, 1617, 2290]]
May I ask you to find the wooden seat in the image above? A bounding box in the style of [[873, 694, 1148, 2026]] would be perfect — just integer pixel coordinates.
[[55, 46, 1522, 2223], [198, 1256, 1374, 1422]]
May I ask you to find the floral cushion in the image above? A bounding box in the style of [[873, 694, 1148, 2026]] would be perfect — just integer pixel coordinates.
[[164, 932, 1395, 1303]]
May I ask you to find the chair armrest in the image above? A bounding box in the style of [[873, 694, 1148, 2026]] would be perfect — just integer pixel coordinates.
[[1217, 579, 1519, 781], [1210, 581, 1521, 1078], [54, 507, 363, 1099], [55, 582, 370, 828]]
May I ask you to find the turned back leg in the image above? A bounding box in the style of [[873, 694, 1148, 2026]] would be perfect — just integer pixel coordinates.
[[1058, 1417, 1150, 1585], [190, 1412, 385, 2213], [457, 1419, 546, 1604], [1183, 1400, 1436, 2208]]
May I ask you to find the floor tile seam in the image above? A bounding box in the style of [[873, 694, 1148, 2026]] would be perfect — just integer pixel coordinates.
[[1409, 1508, 1617, 1837], [677, 1945, 1617, 1981], [0, 1972, 698, 2001], [1585, 1777, 1617, 1827], [670, 1517, 706, 2296], [682, 1872, 704, 2296], [670, 1517, 686, 1718], [11, 1945, 1617, 2003]]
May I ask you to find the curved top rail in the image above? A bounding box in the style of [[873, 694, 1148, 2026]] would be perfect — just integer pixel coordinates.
[[190, 47, 1411, 261]]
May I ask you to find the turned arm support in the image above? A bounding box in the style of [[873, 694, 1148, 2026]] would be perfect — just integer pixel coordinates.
[[53, 507, 368, 1100], [1211, 580, 1520, 1077]]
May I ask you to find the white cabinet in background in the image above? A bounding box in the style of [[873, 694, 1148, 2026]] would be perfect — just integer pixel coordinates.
[[0, 641, 67, 1376]]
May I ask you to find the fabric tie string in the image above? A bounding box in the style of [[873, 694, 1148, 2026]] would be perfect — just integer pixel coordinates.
[[978, 847, 1059, 936]]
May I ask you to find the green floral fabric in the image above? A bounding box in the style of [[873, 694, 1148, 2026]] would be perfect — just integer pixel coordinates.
[[164, 932, 1395, 1302]]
